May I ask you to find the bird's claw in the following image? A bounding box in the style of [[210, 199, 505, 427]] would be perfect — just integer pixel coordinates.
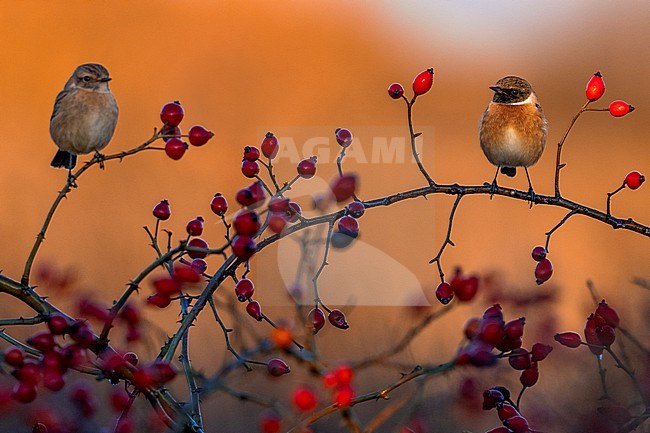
[[489, 180, 498, 199], [527, 188, 536, 208], [94, 152, 106, 169]]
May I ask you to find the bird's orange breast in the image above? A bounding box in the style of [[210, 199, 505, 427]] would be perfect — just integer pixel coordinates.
[[479, 101, 547, 168]]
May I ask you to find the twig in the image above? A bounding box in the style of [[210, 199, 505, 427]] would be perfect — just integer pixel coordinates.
[[544, 209, 578, 252], [429, 195, 463, 282]]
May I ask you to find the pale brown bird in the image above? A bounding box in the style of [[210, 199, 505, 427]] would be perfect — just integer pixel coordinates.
[[50, 63, 118, 177], [479, 76, 547, 202]]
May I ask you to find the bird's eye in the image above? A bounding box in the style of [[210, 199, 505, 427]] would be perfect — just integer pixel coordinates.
[[82, 76, 91, 82]]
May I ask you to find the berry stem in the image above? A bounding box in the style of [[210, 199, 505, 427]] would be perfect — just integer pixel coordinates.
[[428, 195, 463, 282], [311, 220, 336, 308], [606, 183, 625, 221], [544, 209, 577, 252], [405, 98, 436, 186], [554, 101, 591, 198], [180, 298, 205, 430], [207, 295, 252, 371]]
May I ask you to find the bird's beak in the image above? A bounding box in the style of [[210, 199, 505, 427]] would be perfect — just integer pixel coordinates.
[[100, 77, 112, 82], [489, 86, 501, 93]]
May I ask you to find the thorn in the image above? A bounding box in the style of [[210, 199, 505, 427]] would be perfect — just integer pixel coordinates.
[[413, 132, 422, 138]]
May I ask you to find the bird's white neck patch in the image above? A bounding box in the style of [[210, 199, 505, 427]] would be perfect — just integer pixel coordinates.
[[502, 94, 535, 106]]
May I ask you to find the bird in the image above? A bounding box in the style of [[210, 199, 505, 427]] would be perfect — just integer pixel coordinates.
[[49, 63, 118, 182], [479, 76, 547, 204]]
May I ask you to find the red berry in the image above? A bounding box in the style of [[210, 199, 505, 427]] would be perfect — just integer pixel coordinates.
[[531, 343, 553, 362], [249, 181, 266, 204], [483, 304, 503, 321], [188, 125, 213, 146], [268, 212, 288, 234], [69, 320, 94, 348], [297, 157, 317, 178], [259, 411, 281, 433], [147, 292, 171, 308], [412, 68, 434, 96], [334, 365, 353, 384], [534, 258, 553, 285], [586, 72, 606, 102], [150, 360, 177, 384], [478, 317, 504, 347], [267, 358, 291, 377], [231, 235, 257, 261], [624, 171, 645, 190], [584, 314, 604, 355], [261, 132, 279, 159], [160, 124, 181, 142], [15, 360, 41, 385], [595, 299, 620, 328], [160, 101, 184, 127], [186, 216, 204, 236], [388, 83, 404, 99], [597, 324, 616, 346], [328, 309, 349, 329], [335, 128, 353, 148], [346, 201, 365, 218], [287, 202, 302, 222], [497, 403, 520, 421], [554, 332, 582, 348], [435, 282, 454, 305], [173, 264, 201, 284], [455, 275, 479, 302], [164, 137, 187, 160], [241, 160, 260, 178], [210, 193, 228, 216], [153, 276, 181, 295], [235, 187, 259, 208], [233, 210, 260, 236], [152, 200, 171, 220], [243, 146, 260, 162], [246, 301, 263, 321], [531, 246, 547, 262], [191, 258, 207, 274], [330, 174, 357, 203], [307, 308, 326, 334], [187, 238, 208, 259], [235, 279, 254, 302], [47, 313, 69, 335], [268, 197, 290, 213], [482, 388, 505, 410], [503, 318, 525, 339], [43, 369, 65, 391], [504, 415, 529, 433], [123, 352, 139, 366], [464, 317, 480, 340], [508, 348, 531, 370], [334, 385, 354, 407], [520, 364, 539, 388], [3, 345, 25, 367], [292, 386, 317, 411], [12, 382, 37, 403], [337, 215, 359, 238], [609, 100, 634, 117], [27, 331, 55, 353]]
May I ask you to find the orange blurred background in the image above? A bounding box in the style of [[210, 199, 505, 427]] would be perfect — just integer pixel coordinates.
[[0, 2, 648, 432]]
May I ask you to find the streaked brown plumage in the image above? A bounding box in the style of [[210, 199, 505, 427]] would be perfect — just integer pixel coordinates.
[[479, 76, 547, 199], [50, 63, 118, 171]]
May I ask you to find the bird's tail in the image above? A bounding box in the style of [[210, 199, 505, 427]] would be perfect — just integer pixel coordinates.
[[500, 166, 517, 177], [51, 150, 77, 170]]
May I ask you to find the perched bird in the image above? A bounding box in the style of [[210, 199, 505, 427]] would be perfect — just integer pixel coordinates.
[[50, 63, 118, 179], [479, 76, 547, 203]]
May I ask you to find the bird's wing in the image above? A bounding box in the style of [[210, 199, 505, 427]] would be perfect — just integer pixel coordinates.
[[50, 89, 69, 121]]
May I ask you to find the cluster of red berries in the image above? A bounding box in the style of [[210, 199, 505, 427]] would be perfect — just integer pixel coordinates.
[[100, 350, 176, 393], [332, 200, 364, 248], [530, 246, 552, 285], [554, 299, 620, 355], [1, 313, 117, 403], [435, 267, 480, 305], [388, 68, 435, 100], [585, 72, 634, 117], [77, 299, 141, 342], [323, 365, 355, 407], [457, 304, 553, 387], [147, 263, 202, 308], [234, 278, 265, 322], [306, 307, 349, 334], [160, 101, 213, 160], [482, 386, 532, 433]]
